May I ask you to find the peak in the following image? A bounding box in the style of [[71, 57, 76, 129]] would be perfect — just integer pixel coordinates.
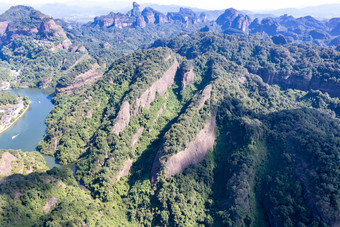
[[133, 2, 140, 8], [224, 8, 238, 14], [0, 5, 46, 21]]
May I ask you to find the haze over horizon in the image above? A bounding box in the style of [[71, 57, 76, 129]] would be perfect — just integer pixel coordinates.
[[0, 0, 339, 11]]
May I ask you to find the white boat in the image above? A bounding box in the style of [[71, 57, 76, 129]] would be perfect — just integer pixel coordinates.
[[11, 134, 19, 139]]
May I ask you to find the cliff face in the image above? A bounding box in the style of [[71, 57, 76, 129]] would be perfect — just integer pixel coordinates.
[[92, 2, 168, 28], [112, 58, 179, 135], [216, 8, 251, 32], [167, 8, 201, 24], [164, 115, 215, 179], [142, 7, 168, 24], [215, 9, 339, 47], [151, 83, 214, 183], [92, 2, 204, 28]]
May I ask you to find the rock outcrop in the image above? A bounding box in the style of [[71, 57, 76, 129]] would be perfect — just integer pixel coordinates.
[[164, 115, 215, 179], [92, 3, 204, 28], [216, 8, 251, 32], [116, 158, 133, 181], [43, 197, 58, 213], [93, 2, 168, 28], [112, 101, 131, 135], [142, 7, 168, 24], [0, 152, 17, 175], [112, 58, 179, 135], [167, 8, 201, 24], [56, 61, 104, 95], [151, 84, 214, 183]]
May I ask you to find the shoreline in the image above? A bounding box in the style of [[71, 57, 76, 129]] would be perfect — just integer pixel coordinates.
[[0, 102, 30, 135]]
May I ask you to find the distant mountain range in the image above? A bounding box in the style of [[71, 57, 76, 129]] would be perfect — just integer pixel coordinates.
[[0, 2, 338, 22]]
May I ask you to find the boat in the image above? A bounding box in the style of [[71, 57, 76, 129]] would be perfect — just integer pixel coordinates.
[[11, 134, 19, 139]]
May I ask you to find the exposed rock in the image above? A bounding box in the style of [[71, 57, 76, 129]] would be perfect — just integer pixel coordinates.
[[116, 158, 133, 181], [167, 8, 200, 24], [198, 85, 212, 111], [93, 12, 135, 28], [216, 8, 251, 32], [134, 59, 179, 113], [112, 101, 130, 135], [0, 152, 17, 175], [57, 63, 104, 95], [0, 21, 8, 36], [182, 69, 195, 89], [92, 2, 172, 28], [126, 2, 142, 17], [181, 61, 195, 89], [142, 7, 168, 24], [112, 58, 178, 135], [136, 15, 146, 28], [43, 196, 58, 213], [164, 115, 215, 178]]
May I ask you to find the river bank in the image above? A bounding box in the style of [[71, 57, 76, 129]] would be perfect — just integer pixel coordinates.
[[0, 100, 30, 135]]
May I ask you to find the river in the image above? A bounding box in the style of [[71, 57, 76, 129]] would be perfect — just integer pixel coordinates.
[[0, 88, 60, 169]]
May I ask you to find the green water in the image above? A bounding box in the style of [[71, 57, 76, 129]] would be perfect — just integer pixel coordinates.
[[0, 88, 60, 169]]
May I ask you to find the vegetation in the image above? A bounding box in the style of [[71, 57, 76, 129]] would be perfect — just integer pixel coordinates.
[[34, 32, 340, 226], [0, 91, 18, 106], [0, 5, 339, 226]]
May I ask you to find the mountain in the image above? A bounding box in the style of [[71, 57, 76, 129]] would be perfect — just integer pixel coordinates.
[[215, 8, 340, 47], [32, 32, 340, 226], [92, 2, 207, 29], [0, 5, 103, 89], [0, 4, 339, 227], [0, 5, 71, 49], [216, 8, 251, 32]]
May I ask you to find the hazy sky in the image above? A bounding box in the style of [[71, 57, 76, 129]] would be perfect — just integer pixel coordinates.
[[0, 0, 339, 10]]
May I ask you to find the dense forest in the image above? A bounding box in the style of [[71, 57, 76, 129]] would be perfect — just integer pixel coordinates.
[[0, 4, 339, 227], [0, 91, 18, 106]]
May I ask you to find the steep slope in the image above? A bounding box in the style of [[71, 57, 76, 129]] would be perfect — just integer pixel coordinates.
[[0, 31, 335, 226], [39, 47, 178, 165]]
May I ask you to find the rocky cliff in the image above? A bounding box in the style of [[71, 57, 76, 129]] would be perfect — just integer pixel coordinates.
[[216, 8, 251, 32], [112, 57, 179, 135], [92, 2, 168, 28], [215, 8, 339, 46], [92, 2, 205, 28]]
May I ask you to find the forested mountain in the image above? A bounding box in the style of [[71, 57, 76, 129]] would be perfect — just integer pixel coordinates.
[[0, 3, 339, 227], [33, 32, 340, 226], [0, 6, 102, 88]]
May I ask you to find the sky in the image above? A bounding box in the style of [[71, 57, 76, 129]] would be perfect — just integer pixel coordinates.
[[0, 0, 339, 11]]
